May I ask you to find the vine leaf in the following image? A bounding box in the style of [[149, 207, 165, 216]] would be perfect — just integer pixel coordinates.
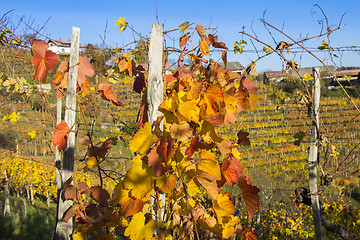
[[98, 83, 124, 106], [180, 32, 190, 48], [129, 122, 159, 155], [147, 145, 164, 176], [52, 121, 71, 151], [31, 39, 60, 83], [170, 122, 192, 141], [90, 186, 110, 206], [238, 174, 260, 220], [199, 40, 209, 56], [115, 17, 128, 33], [124, 212, 155, 240], [236, 131, 250, 146], [52, 56, 94, 97], [198, 150, 222, 181], [241, 228, 258, 240], [221, 157, 243, 185], [87, 139, 112, 160], [179, 21, 190, 33], [122, 155, 153, 200]]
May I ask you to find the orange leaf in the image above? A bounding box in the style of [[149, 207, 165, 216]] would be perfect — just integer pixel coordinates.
[[180, 32, 190, 49], [224, 95, 238, 124], [77, 55, 95, 86], [52, 121, 71, 151], [177, 99, 200, 124], [98, 83, 124, 106], [32, 49, 60, 83], [147, 145, 165, 176], [31, 39, 49, 55], [241, 228, 258, 240], [238, 174, 260, 220], [199, 85, 224, 116]]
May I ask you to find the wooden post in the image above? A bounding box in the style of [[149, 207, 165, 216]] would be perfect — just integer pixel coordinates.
[[55, 98, 62, 195], [308, 67, 324, 240], [54, 26, 80, 240], [3, 170, 10, 217], [147, 24, 164, 129], [147, 24, 165, 225]]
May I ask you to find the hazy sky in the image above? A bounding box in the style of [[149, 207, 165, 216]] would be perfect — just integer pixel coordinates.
[[1, 0, 360, 72]]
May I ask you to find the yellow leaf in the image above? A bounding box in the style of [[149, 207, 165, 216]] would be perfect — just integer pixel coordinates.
[[179, 21, 190, 33], [115, 17, 128, 33], [199, 40, 209, 56], [27, 130, 36, 139], [85, 157, 97, 170], [123, 155, 153, 200], [177, 99, 200, 124], [129, 122, 159, 155], [72, 232, 84, 240], [216, 193, 236, 216], [198, 150, 222, 181], [187, 178, 200, 197], [124, 212, 155, 240], [304, 73, 314, 81]]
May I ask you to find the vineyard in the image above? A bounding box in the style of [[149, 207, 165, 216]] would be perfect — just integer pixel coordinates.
[[1, 76, 360, 239], [1, 9, 360, 240]]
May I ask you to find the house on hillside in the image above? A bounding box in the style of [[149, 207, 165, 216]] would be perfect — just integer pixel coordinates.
[[47, 39, 71, 55], [329, 68, 360, 89], [264, 65, 336, 83], [219, 62, 245, 75], [264, 70, 291, 83]]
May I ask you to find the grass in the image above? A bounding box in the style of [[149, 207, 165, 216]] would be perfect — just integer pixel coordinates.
[[0, 192, 57, 240]]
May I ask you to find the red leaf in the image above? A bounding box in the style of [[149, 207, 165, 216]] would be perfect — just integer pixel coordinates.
[[90, 186, 110, 205], [52, 121, 71, 151], [98, 83, 124, 106], [185, 136, 199, 158], [238, 174, 260, 220], [157, 137, 175, 167], [221, 157, 243, 185]]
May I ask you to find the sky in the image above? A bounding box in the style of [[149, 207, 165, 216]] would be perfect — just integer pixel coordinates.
[[1, 0, 360, 72]]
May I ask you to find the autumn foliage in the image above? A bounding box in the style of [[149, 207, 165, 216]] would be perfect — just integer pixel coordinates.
[[29, 21, 260, 239]]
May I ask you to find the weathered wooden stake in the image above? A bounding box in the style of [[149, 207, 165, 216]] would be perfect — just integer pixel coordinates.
[[54, 26, 80, 240], [147, 24, 165, 225], [308, 67, 324, 240], [3, 170, 10, 217]]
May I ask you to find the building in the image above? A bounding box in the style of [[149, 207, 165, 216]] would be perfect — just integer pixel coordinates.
[[264, 66, 336, 83], [47, 39, 71, 55], [219, 61, 245, 75], [264, 70, 291, 83]]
